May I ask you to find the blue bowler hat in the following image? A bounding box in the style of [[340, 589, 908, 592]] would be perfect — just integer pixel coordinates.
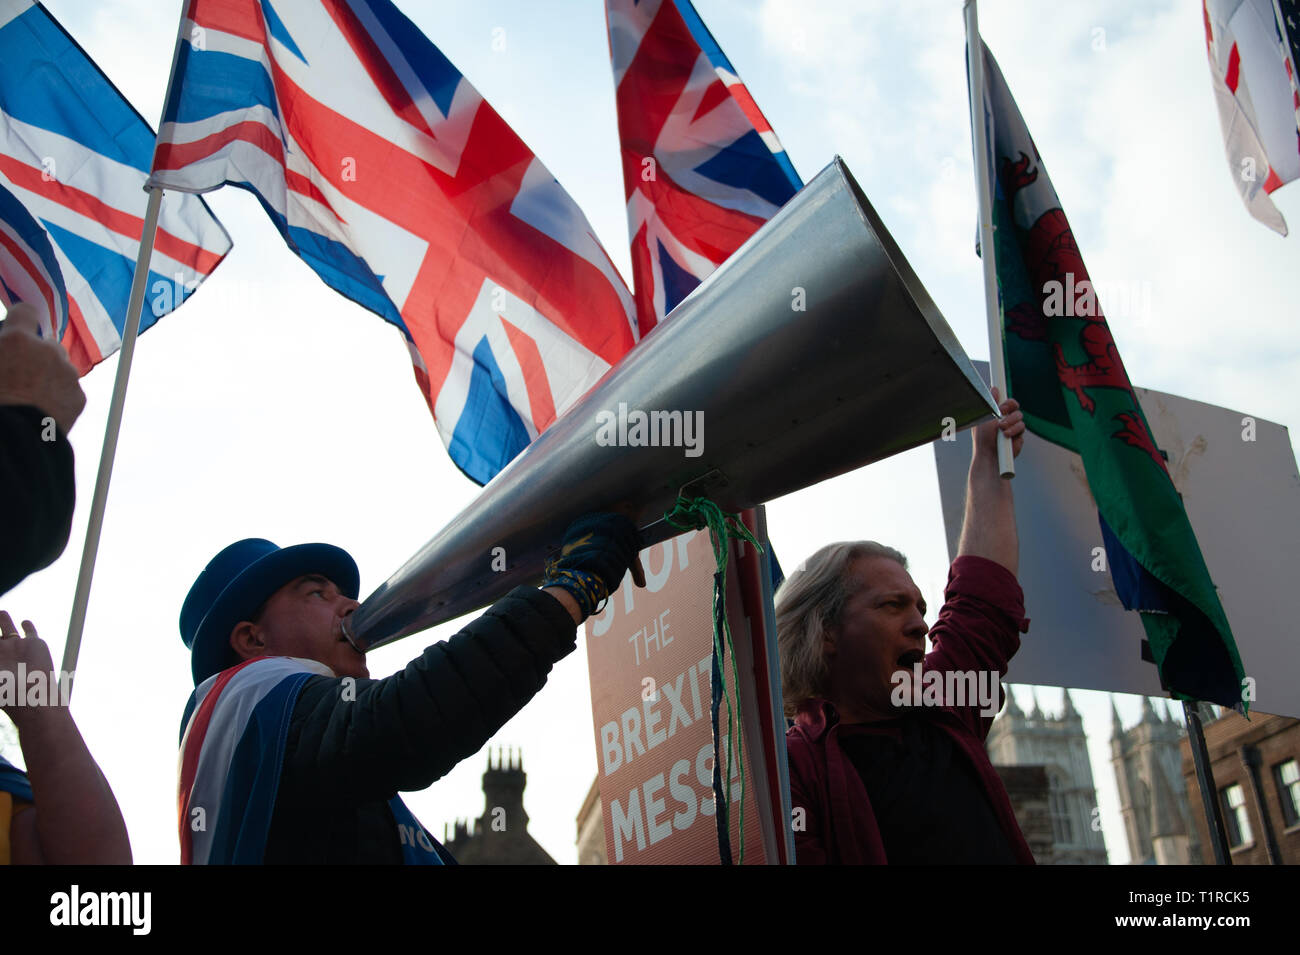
[[180, 539, 360, 686]]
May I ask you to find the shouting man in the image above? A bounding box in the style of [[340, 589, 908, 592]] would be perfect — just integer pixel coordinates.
[[777, 394, 1035, 864]]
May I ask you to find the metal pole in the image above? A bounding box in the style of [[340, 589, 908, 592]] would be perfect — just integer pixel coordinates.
[[1182, 700, 1232, 865], [60, 185, 166, 697], [963, 0, 1014, 478], [60, 1, 194, 698]]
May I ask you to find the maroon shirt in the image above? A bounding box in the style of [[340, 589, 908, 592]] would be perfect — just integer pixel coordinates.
[[785, 555, 1036, 864]]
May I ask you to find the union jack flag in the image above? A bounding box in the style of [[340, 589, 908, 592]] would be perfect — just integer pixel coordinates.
[[0, 0, 231, 373], [179, 656, 447, 864], [1202, 0, 1300, 234], [149, 0, 639, 485], [0, 179, 67, 340], [606, 0, 802, 330]]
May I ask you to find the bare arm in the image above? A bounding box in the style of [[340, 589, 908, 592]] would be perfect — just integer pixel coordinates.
[[1, 614, 132, 864], [956, 392, 1025, 575]]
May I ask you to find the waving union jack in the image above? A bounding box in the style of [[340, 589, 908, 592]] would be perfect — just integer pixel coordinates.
[[150, 0, 639, 484], [0, 179, 68, 340], [0, 0, 230, 373], [605, 0, 802, 331]]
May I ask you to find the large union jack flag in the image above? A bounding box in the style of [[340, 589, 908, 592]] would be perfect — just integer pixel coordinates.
[[606, 0, 802, 331], [0, 0, 231, 374], [149, 0, 639, 485]]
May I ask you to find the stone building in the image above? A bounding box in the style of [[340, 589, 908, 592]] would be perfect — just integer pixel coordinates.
[[1180, 708, 1300, 865], [985, 688, 1108, 864], [992, 765, 1054, 861], [1111, 696, 1200, 864], [443, 748, 556, 864]]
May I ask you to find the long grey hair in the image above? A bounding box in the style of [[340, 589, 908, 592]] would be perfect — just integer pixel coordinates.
[[774, 541, 908, 717]]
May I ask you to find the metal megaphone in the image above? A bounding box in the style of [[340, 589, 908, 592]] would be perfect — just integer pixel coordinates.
[[344, 156, 996, 650]]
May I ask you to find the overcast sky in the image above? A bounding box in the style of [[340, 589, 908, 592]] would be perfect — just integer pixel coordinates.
[[1, 0, 1295, 865]]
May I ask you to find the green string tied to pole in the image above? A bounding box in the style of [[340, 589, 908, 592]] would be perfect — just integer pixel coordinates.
[[663, 494, 763, 865]]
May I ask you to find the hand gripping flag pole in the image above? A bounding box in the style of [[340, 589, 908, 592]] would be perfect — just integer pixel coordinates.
[[964, 0, 1015, 479], [60, 7, 195, 696]]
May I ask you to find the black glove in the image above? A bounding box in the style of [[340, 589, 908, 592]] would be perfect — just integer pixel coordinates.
[[542, 513, 643, 618]]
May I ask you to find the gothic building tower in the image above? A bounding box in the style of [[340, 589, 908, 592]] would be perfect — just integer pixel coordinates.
[[985, 687, 1109, 864], [1110, 696, 1200, 864], [444, 748, 556, 864]]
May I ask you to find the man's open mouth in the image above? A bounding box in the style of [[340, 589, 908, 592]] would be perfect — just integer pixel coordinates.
[[896, 649, 925, 668]]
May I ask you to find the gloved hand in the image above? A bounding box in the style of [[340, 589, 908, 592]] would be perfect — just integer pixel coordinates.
[[542, 513, 645, 619]]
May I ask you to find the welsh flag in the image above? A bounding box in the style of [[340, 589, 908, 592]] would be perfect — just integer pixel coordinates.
[[972, 43, 1247, 709]]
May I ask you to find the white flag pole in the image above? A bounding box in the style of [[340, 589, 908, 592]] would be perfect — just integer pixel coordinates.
[[964, 0, 1015, 478], [60, 185, 166, 696], [60, 5, 195, 696]]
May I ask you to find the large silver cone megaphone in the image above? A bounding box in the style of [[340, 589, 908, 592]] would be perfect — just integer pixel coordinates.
[[345, 157, 996, 650]]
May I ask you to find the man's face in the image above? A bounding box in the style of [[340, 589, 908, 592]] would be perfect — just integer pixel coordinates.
[[824, 556, 929, 720], [239, 573, 367, 679]]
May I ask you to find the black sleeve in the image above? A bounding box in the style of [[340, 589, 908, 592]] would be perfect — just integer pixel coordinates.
[[279, 585, 578, 806], [0, 405, 75, 597]]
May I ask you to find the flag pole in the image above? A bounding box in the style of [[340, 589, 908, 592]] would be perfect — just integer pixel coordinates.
[[60, 185, 166, 697], [1182, 700, 1233, 865], [61, 2, 195, 697], [963, 0, 1014, 478]]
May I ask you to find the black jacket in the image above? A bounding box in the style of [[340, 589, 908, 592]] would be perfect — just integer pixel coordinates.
[[0, 405, 74, 597], [262, 585, 577, 863]]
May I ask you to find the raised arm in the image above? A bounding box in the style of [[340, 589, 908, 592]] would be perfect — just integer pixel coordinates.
[[0, 303, 84, 595], [956, 391, 1025, 575], [1, 614, 132, 864]]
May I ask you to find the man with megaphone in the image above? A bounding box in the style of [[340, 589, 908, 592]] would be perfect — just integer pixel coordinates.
[[176, 512, 645, 864], [777, 393, 1036, 864]]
